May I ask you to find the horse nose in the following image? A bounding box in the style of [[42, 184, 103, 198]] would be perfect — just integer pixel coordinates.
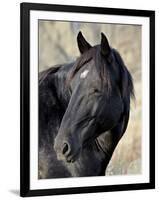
[[62, 142, 71, 156]]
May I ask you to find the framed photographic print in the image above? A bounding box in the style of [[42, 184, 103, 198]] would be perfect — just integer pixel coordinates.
[[20, 2, 155, 197]]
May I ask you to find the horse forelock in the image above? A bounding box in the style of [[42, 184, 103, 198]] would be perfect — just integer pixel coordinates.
[[95, 46, 113, 94], [67, 46, 113, 94], [68, 48, 94, 81]]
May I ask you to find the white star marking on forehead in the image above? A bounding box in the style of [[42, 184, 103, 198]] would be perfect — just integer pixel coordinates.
[[80, 70, 89, 79]]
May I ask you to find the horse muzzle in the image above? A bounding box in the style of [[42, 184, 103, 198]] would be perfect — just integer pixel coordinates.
[[54, 136, 81, 163]]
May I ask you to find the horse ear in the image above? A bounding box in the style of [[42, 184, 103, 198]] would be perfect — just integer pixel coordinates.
[[100, 32, 111, 57], [77, 31, 92, 54]]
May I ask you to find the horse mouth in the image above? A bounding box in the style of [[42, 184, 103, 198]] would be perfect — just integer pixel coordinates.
[[56, 148, 81, 163], [65, 151, 80, 163], [55, 117, 95, 163]]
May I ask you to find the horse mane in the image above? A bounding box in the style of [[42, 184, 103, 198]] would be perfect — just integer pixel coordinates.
[[112, 48, 134, 100], [112, 48, 134, 134], [39, 65, 61, 86]]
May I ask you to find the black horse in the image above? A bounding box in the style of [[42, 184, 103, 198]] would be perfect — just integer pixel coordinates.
[[39, 32, 134, 178]]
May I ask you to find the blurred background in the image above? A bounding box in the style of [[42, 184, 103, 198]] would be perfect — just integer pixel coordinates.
[[39, 20, 141, 176]]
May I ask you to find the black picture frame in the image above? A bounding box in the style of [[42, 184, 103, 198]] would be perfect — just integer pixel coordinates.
[[20, 2, 155, 197]]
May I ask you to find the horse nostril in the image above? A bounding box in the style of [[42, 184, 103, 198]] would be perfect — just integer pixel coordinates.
[[62, 142, 70, 155]]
